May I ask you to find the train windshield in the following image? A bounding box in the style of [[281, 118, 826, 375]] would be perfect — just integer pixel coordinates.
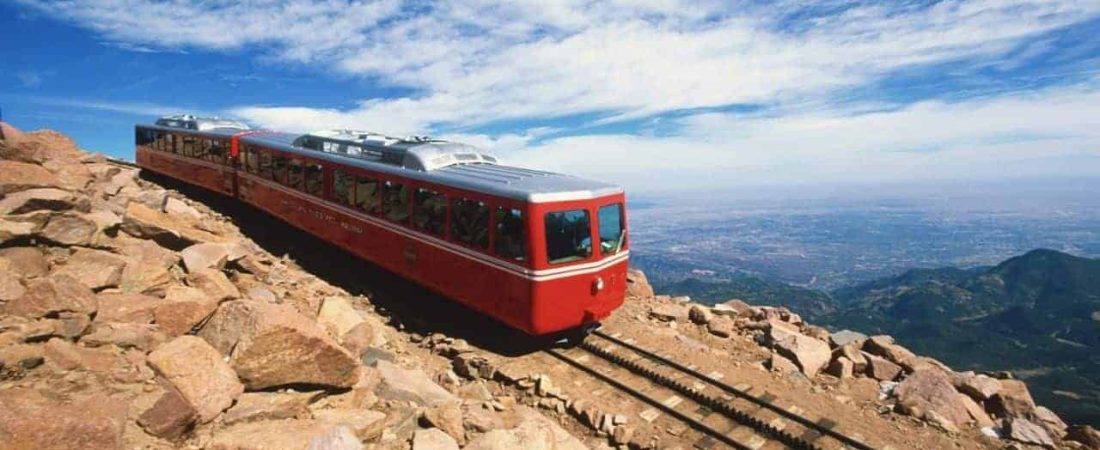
[[545, 209, 592, 265], [598, 203, 625, 255]]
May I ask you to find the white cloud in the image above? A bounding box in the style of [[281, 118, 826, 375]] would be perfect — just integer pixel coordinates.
[[18, 0, 1100, 130], [14, 0, 1100, 190], [510, 81, 1100, 192]]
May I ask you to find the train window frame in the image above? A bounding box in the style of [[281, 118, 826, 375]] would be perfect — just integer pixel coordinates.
[[382, 180, 411, 225], [544, 209, 593, 265], [451, 198, 490, 250], [304, 163, 324, 196], [332, 169, 355, 206], [597, 203, 626, 256], [494, 207, 526, 262], [354, 175, 381, 216], [412, 188, 447, 237], [288, 159, 305, 190]]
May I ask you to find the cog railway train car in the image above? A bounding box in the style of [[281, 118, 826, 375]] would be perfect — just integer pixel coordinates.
[[134, 115, 628, 336]]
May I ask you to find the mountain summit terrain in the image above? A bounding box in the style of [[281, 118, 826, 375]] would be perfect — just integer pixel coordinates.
[[1, 122, 1099, 449]]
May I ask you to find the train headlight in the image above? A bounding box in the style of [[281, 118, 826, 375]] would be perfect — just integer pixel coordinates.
[[594, 277, 605, 291]]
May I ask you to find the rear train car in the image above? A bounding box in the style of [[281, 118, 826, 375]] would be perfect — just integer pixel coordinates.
[[134, 116, 628, 335]]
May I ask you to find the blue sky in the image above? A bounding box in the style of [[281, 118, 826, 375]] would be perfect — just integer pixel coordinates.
[[2, 0, 1099, 193]]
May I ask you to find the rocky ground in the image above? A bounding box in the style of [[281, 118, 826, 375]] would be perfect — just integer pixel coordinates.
[[0, 122, 1098, 450]]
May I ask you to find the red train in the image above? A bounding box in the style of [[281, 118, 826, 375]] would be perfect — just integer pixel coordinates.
[[135, 115, 628, 336]]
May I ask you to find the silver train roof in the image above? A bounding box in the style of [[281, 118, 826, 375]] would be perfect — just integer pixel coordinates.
[[241, 132, 622, 203], [142, 116, 622, 202]]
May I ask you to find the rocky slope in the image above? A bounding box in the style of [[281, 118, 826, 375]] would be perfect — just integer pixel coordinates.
[[1, 122, 1099, 450], [0, 123, 587, 450], [615, 272, 1100, 449]]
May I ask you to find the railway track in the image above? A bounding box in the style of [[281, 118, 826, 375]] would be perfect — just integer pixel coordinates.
[[546, 330, 881, 450]]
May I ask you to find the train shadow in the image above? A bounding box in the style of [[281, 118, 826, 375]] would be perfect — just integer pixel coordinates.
[[146, 173, 551, 357]]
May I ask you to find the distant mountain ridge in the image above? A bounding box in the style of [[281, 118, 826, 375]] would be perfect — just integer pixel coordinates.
[[655, 249, 1100, 425]]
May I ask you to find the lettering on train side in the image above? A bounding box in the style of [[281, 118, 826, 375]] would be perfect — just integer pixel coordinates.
[[279, 199, 364, 234]]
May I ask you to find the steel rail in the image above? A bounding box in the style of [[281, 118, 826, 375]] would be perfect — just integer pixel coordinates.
[[590, 329, 877, 450], [544, 347, 757, 450]]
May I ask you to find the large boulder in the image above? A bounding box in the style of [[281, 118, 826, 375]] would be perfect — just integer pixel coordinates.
[[893, 369, 972, 431], [82, 322, 166, 351], [180, 242, 233, 273], [953, 372, 1002, 401], [0, 160, 60, 195], [188, 268, 241, 302], [94, 292, 164, 324], [4, 274, 97, 318], [413, 428, 460, 450], [0, 217, 38, 243], [863, 352, 903, 381], [862, 335, 916, 366], [0, 263, 25, 302], [223, 392, 321, 425], [312, 409, 387, 441], [833, 343, 868, 373], [1007, 418, 1056, 448], [0, 188, 85, 215], [0, 388, 128, 450], [51, 248, 127, 290], [828, 330, 868, 348], [712, 298, 754, 318], [625, 269, 654, 299], [207, 419, 362, 450], [463, 406, 588, 450], [147, 335, 244, 423], [649, 303, 687, 322], [0, 246, 49, 278], [375, 360, 457, 407], [197, 300, 361, 390], [38, 213, 98, 246], [138, 388, 199, 440], [765, 320, 831, 377], [153, 286, 218, 336], [317, 296, 364, 338], [120, 202, 222, 249], [987, 379, 1036, 419]]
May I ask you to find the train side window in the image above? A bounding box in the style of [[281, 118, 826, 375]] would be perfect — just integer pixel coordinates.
[[355, 176, 381, 215], [209, 140, 225, 164], [333, 170, 354, 206], [545, 209, 592, 265], [598, 203, 626, 255], [271, 155, 288, 184], [412, 188, 446, 236], [288, 159, 304, 190], [244, 148, 259, 174], [259, 152, 273, 179], [495, 207, 526, 261], [451, 198, 489, 249], [183, 135, 198, 158], [305, 163, 324, 196], [346, 145, 362, 156], [382, 181, 411, 224]]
